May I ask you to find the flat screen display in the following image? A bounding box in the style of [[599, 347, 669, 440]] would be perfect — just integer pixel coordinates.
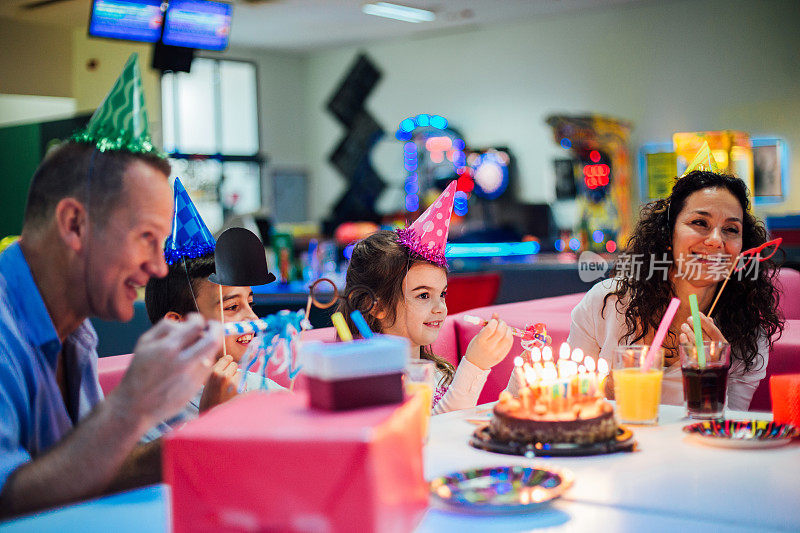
[[89, 0, 164, 43], [162, 0, 232, 51]]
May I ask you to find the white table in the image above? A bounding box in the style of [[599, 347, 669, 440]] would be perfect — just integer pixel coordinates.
[[2, 404, 797, 532], [419, 404, 799, 532]]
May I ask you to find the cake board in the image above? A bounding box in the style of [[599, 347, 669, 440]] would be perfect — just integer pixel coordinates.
[[470, 424, 635, 457]]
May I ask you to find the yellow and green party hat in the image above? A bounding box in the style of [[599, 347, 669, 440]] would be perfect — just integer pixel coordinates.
[[70, 53, 163, 158], [681, 140, 719, 177]]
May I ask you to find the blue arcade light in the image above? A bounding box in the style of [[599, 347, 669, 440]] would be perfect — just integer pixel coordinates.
[[429, 115, 448, 129], [592, 230, 605, 244], [398, 113, 462, 212], [471, 151, 509, 200], [560, 138, 572, 149], [453, 190, 469, 216], [445, 242, 541, 258], [400, 118, 416, 132], [569, 238, 581, 251], [555, 239, 565, 252], [405, 194, 419, 212]]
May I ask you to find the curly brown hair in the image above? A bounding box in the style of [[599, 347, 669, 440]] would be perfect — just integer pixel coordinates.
[[604, 170, 784, 372], [337, 230, 456, 387]]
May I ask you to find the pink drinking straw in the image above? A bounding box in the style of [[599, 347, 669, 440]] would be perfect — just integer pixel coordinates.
[[644, 297, 681, 371]]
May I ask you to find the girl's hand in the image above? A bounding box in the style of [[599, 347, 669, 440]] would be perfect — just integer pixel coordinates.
[[678, 312, 728, 346], [464, 314, 514, 370], [199, 354, 239, 413]]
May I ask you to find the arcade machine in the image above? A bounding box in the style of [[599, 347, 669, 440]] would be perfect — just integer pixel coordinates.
[[395, 114, 531, 243], [546, 114, 633, 253], [395, 114, 469, 215]]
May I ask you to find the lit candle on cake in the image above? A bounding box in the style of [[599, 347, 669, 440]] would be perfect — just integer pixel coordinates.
[[508, 342, 610, 416], [490, 342, 618, 447], [520, 387, 531, 411]]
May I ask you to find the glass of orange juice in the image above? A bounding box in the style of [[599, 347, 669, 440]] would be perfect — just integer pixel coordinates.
[[404, 359, 436, 442], [613, 345, 664, 425]]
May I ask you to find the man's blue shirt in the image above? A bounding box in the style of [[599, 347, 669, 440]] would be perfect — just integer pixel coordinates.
[[0, 242, 103, 492]]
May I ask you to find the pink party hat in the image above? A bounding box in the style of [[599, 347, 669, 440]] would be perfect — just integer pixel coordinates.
[[396, 180, 457, 267]]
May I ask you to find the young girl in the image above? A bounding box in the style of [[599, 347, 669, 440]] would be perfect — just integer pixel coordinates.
[[340, 182, 516, 414]]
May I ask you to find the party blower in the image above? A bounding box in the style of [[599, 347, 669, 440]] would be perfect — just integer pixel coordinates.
[[707, 237, 782, 317]]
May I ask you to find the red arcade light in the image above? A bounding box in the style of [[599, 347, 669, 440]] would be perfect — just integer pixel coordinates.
[[583, 163, 610, 189]]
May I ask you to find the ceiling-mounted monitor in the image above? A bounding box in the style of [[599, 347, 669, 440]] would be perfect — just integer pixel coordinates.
[[88, 0, 164, 43], [162, 0, 233, 51]]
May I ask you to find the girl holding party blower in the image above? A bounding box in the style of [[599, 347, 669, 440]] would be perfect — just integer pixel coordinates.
[[568, 152, 784, 410], [339, 181, 516, 414]]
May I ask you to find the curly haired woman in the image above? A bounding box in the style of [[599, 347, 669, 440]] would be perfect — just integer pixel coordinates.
[[567, 170, 784, 410]]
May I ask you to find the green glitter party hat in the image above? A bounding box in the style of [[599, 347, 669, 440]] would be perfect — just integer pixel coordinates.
[[71, 53, 163, 157]]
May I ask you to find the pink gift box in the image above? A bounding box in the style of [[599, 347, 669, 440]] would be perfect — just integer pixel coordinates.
[[164, 391, 428, 532]]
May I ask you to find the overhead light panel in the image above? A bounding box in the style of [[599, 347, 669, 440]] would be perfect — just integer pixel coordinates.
[[362, 2, 435, 23]]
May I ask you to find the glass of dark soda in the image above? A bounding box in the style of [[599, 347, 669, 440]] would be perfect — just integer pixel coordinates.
[[679, 341, 731, 419]]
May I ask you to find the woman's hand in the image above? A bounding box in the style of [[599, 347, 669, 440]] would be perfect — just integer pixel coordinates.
[[603, 372, 614, 400], [199, 354, 239, 413], [464, 314, 514, 370], [679, 312, 728, 346]]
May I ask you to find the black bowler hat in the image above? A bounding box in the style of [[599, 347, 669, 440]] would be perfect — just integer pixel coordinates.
[[208, 227, 276, 286]]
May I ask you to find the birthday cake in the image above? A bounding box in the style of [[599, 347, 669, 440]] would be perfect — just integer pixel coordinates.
[[488, 345, 617, 445], [489, 392, 616, 445]]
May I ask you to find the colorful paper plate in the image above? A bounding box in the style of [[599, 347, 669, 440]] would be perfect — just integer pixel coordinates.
[[682, 419, 799, 449], [429, 465, 573, 513], [470, 425, 635, 457]]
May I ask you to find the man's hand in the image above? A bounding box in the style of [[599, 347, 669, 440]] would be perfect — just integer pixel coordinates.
[[110, 313, 222, 427], [0, 316, 222, 518], [199, 354, 238, 413], [464, 314, 514, 370]]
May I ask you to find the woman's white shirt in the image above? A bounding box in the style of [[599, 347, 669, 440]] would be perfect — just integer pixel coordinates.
[[566, 279, 768, 411]]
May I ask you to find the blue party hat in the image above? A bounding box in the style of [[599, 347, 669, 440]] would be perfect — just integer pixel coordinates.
[[164, 178, 215, 265]]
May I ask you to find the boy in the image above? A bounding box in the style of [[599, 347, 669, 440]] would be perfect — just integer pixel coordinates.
[[143, 252, 284, 437]]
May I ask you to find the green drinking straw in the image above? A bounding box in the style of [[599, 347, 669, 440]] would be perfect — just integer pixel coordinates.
[[688, 294, 706, 368]]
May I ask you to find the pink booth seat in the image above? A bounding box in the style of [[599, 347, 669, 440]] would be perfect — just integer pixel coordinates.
[[738, 268, 800, 410], [97, 353, 133, 395], [97, 269, 797, 404], [776, 268, 800, 320], [748, 319, 800, 411], [97, 321, 461, 395], [447, 269, 800, 410], [449, 296, 579, 405]]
